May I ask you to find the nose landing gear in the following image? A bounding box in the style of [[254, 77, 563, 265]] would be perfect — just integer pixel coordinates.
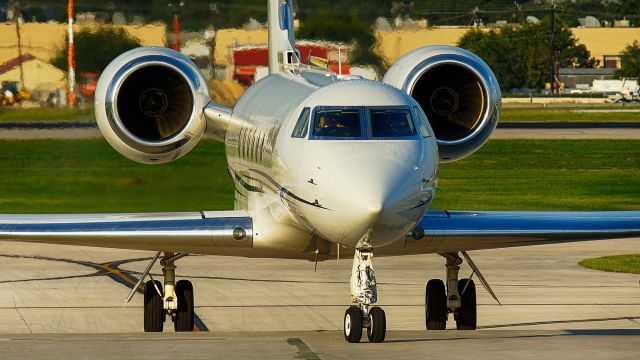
[[343, 249, 387, 343]]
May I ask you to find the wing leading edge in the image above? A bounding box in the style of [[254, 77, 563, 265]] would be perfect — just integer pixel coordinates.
[[0, 211, 252, 254], [404, 210, 640, 253]]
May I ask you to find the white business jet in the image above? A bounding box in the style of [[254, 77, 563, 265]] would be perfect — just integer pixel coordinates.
[[1, 0, 639, 343]]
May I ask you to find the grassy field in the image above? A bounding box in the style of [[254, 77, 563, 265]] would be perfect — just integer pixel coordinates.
[[501, 106, 640, 123], [0, 139, 639, 213], [433, 139, 640, 211], [0, 108, 94, 123], [0, 139, 233, 213], [2, 104, 640, 124], [579, 254, 640, 274]]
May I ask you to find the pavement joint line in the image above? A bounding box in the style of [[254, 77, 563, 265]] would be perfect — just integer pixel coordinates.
[[0, 253, 211, 331], [12, 295, 32, 334], [477, 315, 640, 329]]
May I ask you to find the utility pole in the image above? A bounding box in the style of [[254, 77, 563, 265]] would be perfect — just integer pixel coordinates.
[[471, 6, 481, 28], [209, 3, 219, 70], [13, 2, 25, 90], [67, 0, 77, 107], [172, 15, 180, 51], [549, 0, 556, 95], [554, 50, 560, 96], [169, 1, 185, 52]]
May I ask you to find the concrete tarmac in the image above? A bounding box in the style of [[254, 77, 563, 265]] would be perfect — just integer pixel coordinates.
[[0, 238, 638, 358], [1, 330, 639, 359]]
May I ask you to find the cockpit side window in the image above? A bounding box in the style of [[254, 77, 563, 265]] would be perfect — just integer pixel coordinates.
[[370, 109, 417, 138], [313, 109, 361, 138], [414, 106, 432, 138], [291, 107, 310, 138]]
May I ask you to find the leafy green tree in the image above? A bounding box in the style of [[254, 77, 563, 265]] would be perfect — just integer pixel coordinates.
[[15, 0, 640, 29], [52, 27, 142, 74], [458, 21, 595, 90], [615, 41, 640, 79]]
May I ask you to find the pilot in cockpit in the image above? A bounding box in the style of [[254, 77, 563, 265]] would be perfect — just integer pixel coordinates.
[[317, 114, 337, 135]]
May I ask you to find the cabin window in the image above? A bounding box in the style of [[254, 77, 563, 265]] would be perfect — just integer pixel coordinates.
[[291, 107, 310, 138], [370, 109, 417, 138], [312, 109, 361, 138]]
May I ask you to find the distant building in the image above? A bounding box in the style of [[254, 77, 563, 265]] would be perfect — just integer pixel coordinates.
[[0, 23, 167, 65], [559, 68, 616, 89], [373, 26, 640, 69], [230, 42, 352, 86], [0, 53, 66, 95]]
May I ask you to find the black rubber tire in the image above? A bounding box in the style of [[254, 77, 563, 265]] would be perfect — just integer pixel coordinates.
[[456, 278, 477, 330], [367, 307, 386, 343], [174, 280, 195, 332], [144, 280, 164, 332], [425, 279, 447, 330], [344, 306, 363, 343]]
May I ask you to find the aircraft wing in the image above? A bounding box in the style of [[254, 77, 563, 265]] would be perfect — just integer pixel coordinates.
[[0, 211, 253, 253], [405, 210, 640, 253]]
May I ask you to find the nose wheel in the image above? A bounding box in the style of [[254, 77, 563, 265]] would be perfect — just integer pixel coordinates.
[[343, 306, 363, 343], [366, 306, 386, 342], [343, 249, 387, 343]]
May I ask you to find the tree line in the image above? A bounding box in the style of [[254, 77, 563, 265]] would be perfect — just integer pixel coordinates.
[[12, 1, 640, 30], [41, 1, 640, 91]]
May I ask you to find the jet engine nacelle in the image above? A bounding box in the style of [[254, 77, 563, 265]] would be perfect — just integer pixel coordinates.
[[95, 47, 210, 164], [383, 46, 501, 162]]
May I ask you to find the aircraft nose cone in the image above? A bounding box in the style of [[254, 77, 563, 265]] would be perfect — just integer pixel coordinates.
[[307, 155, 427, 247]]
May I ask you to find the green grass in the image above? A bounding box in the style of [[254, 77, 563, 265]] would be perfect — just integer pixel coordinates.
[[579, 254, 640, 274], [0, 139, 639, 213], [2, 105, 639, 124], [501, 106, 640, 122], [0, 139, 233, 213], [431, 139, 640, 211], [0, 108, 94, 123]]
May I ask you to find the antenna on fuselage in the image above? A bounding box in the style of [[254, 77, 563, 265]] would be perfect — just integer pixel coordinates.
[[268, 0, 300, 74]]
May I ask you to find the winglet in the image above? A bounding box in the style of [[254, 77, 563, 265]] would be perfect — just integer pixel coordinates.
[[268, 0, 299, 74]]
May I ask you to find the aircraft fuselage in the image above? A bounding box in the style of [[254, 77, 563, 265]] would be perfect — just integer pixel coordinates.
[[226, 71, 439, 251]]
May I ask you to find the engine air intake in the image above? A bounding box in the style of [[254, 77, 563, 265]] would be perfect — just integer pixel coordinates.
[[116, 65, 194, 141], [383, 46, 501, 162], [95, 47, 210, 164], [413, 64, 486, 141]]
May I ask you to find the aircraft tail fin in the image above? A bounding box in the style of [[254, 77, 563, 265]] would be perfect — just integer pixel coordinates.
[[268, 0, 299, 74]]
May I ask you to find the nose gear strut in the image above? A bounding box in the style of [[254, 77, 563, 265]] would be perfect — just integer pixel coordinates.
[[344, 249, 386, 343]]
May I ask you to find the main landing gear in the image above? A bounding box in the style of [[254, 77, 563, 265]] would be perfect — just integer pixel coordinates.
[[344, 249, 386, 343], [425, 252, 500, 331], [126, 252, 195, 332]]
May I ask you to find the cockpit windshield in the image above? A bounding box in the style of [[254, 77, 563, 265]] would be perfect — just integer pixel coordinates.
[[313, 109, 361, 138], [305, 106, 420, 140], [370, 109, 416, 137]]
